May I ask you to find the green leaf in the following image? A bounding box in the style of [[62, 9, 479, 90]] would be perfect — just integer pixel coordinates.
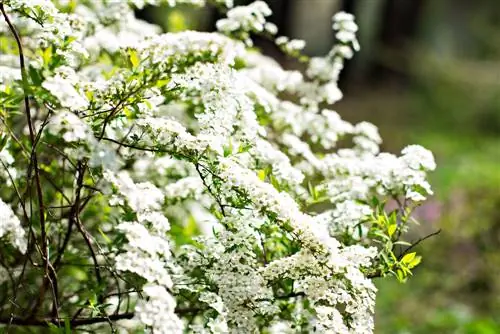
[[238, 143, 252, 153], [143, 99, 152, 110], [213, 209, 224, 221], [395, 269, 406, 282], [28, 66, 42, 85], [387, 224, 397, 238], [401, 252, 417, 265], [185, 215, 198, 236], [380, 252, 391, 265], [407, 255, 422, 269], [223, 141, 233, 157], [128, 49, 140, 68], [156, 78, 171, 88], [371, 196, 380, 207], [376, 215, 386, 227], [84, 90, 94, 101], [97, 227, 112, 244], [42, 46, 52, 66], [270, 174, 280, 190], [66, 36, 77, 44], [373, 230, 391, 241], [0, 135, 8, 150]]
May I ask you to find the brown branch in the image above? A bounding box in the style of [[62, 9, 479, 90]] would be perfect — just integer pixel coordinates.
[[195, 163, 226, 216], [53, 162, 85, 269], [1, 304, 205, 328], [97, 85, 145, 140], [398, 228, 442, 260], [0, 3, 55, 318], [101, 136, 165, 153], [75, 214, 103, 301], [0, 312, 134, 328], [68, 162, 104, 303]]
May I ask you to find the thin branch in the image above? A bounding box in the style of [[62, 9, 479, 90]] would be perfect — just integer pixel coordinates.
[[101, 136, 165, 153], [97, 85, 145, 140], [53, 161, 85, 269], [195, 163, 226, 216], [0, 305, 206, 328], [1, 4, 54, 317], [398, 229, 442, 260], [0, 313, 134, 328]]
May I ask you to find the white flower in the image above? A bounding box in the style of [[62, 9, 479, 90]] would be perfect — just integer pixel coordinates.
[[332, 11, 360, 51], [216, 1, 273, 42], [42, 67, 88, 111], [104, 170, 164, 212], [276, 36, 306, 54], [0, 198, 27, 253], [47, 111, 93, 143], [401, 144, 437, 171], [135, 284, 183, 334]]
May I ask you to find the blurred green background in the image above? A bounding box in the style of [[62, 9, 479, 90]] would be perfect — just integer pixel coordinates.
[[138, 1, 500, 332]]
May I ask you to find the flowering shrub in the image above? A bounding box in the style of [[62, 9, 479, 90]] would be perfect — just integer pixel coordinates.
[[0, 0, 437, 333]]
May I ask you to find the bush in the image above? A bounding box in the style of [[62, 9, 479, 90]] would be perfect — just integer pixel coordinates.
[[0, 0, 436, 332]]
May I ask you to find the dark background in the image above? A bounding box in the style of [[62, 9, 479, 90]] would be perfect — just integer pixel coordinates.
[[139, 1, 500, 332]]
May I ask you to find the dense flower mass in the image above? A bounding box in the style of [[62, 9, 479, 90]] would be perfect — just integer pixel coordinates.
[[0, 0, 436, 333]]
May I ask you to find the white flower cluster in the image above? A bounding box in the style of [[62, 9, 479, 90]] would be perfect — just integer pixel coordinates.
[[170, 63, 261, 153], [135, 284, 183, 333], [219, 158, 342, 255], [242, 53, 303, 93], [47, 110, 93, 143], [306, 12, 359, 89], [250, 138, 305, 186], [104, 171, 164, 212], [275, 36, 307, 54], [115, 221, 173, 286], [130, 0, 233, 9], [42, 67, 88, 111], [321, 145, 436, 204], [0, 198, 27, 253], [0, 140, 18, 183], [83, 6, 160, 55], [332, 12, 360, 51], [104, 170, 183, 333], [128, 31, 246, 69], [3, 0, 88, 63], [164, 176, 204, 202], [216, 1, 277, 44], [187, 214, 277, 332], [315, 200, 372, 237], [260, 247, 378, 333], [0, 56, 21, 90]]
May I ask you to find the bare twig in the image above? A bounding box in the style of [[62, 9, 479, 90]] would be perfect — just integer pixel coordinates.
[[398, 229, 442, 260]]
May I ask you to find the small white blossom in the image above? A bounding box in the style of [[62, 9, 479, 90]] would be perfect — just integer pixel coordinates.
[[0, 198, 27, 253]]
